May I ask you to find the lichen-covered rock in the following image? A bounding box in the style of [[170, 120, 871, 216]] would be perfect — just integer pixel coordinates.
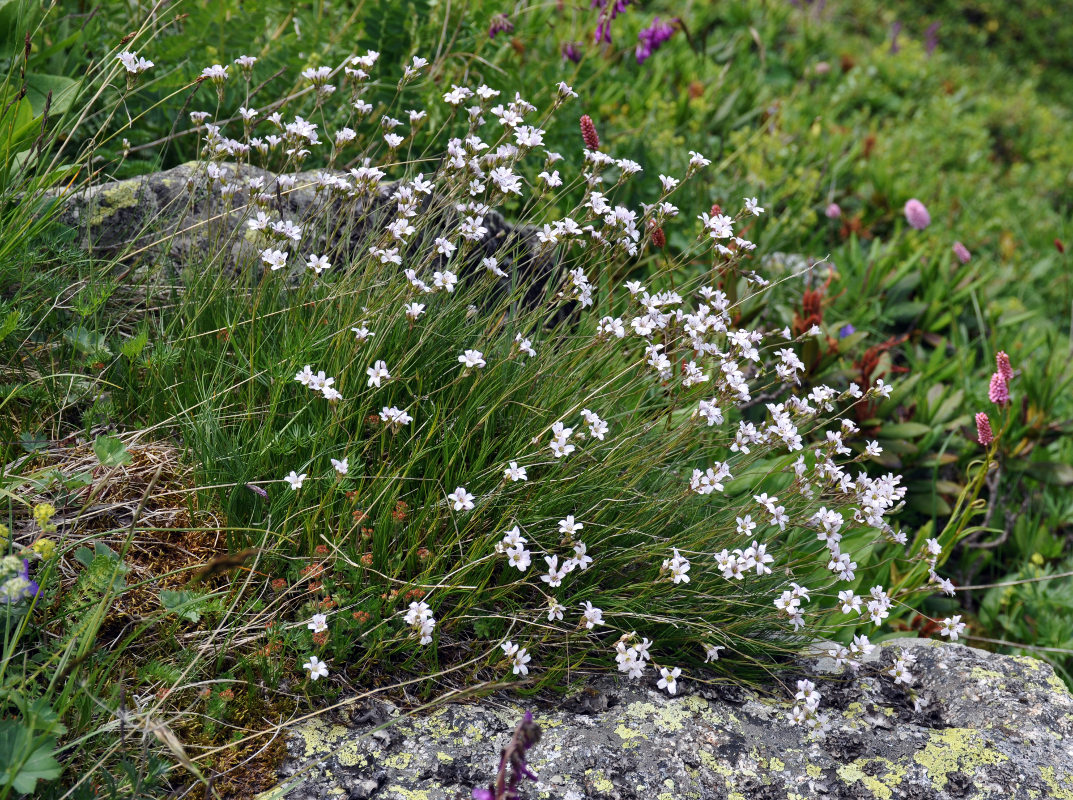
[[53, 162, 553, 293], [258, 640, 1073, 800]]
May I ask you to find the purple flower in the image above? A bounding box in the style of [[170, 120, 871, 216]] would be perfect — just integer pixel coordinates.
[[471, 710, 542, 800], [488, 13, 514, 39], [889, 21, 902, 54], [561, 42, 583, 63], [925, 22, 940, 55], [904, 198, 930, 230], [952, 241, 971, 264], [1, 559, 40, 604], [825, 202, 842, 219], [592, 0, 631, 44], [246, 483, 269, 499], [635, 17, 678, 64], [839, 324, 856, 339]]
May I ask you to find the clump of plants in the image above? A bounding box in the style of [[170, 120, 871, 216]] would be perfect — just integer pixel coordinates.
[[96, 45, 980, 709]]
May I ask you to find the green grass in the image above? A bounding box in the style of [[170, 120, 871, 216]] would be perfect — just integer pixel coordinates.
[[1, 0, 1071, 796]]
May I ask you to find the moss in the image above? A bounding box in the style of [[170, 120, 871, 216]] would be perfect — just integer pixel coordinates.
[[913, 728, 1008, 790]]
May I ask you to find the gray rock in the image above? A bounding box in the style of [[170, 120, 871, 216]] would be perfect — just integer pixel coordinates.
[[53, 162, 554, 296], [256, 640, 1073, 800]]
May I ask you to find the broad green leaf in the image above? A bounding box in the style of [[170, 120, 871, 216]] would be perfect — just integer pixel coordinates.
[[160, 589, 206, 623], [93, 435, 131, 467]]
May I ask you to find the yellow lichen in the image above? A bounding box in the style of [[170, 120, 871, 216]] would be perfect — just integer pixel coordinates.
[[837, 758, 906, 800], [768, 757, 785, 771], [806, 764, 822, 779], [586, 768, 614, 794], [698, 749, 733, 777], [382, 751, 413, 770], [913, 728, 1007, 790], [615, 722, 646, 745], [384, 787, 430, 800], [436, 751, 454, 763], [89, 181, 141, 226], [1040, 767, 1073, 800]]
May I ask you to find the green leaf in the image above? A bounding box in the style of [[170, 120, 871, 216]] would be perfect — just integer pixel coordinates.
[[120, 329, 149, 360], [160, 589, 206, 623], [0, 309, 19, 340], [0, 722, 62, 794], [93, 435, 131, 467], [877, 422, 933, 439], [64, 325, 110, 356]]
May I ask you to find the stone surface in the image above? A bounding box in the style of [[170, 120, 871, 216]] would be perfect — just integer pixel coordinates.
[[257, 640, 1073, 800], [53, 161, 554, 295]]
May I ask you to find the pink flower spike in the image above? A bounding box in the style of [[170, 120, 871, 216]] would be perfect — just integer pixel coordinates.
[[952, 241, 971, 264], [975, 412, 994, 446], [904, 198, 931, 230], [996, 351, 1013, 382], [988, 372, 1009, 406]]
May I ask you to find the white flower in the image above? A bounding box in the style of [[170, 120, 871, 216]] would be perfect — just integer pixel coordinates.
[[366, 360, 390, 388], [704, 644, 725, 663], [568, 541, 593, 571], [306, 254, 331, 274], [405, 302, 426, 320], [939, 615, 966, 641], [447, 486, 475, 511], [330, 458, 349, 475], [558, 515, 583, 536], [351, 326, 374, 342], [580, 601, 604, 629], [433, 269, 458, 292], [515, 335, 536, 358], [380, 406, 413, 429], [501, 526, 527, 550], [303, 655, 329, 680], [459, 349, 486, 369], [201, 64, 229, 81], [540, 555, 568, 587], [504, 461, 528, 482], [284, 471, 306, 490], [506, 546, 531, 572], [502, 641, 531, 675], [308, 613, 328, 633], [744, 196, 764, 216], [657, 666, 681, 694], [547, 599, 565, 621]]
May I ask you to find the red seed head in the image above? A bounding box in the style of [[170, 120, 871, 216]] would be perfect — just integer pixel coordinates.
[[651, 226, 666, 248], [580, 114, 600, 151]]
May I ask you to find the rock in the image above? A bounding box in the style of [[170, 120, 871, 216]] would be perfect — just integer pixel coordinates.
[[53, 162, 555, 299], [256, 640, 1073, 800]]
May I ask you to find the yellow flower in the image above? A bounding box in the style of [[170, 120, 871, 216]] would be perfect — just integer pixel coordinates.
[[31, 538, 56, 560], [33, 503, 58, 533]]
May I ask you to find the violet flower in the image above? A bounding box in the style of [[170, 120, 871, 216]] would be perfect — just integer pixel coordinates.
[[636, 17, 678, 64], [488, 13, 514, 39], [472, 710, 542, 800], [561, 42, 583, 63]]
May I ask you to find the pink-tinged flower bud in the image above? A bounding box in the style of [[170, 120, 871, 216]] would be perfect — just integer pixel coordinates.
[[904, 198, 931, 230], [996, 351, 1013, 382], [952, 241, 971, 264], [975, 412, 994, 446], [988, 372, 1009, 405], [580, 114, 600, 151], [825, 202, 842, 219]]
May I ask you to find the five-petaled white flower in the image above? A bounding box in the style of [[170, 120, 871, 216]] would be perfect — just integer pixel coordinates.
[[331, 458, 348, 475], [657, 666, 681, 694], [459, 349, 486, 370], [303, 655, 329, 680], [366, 360, 390, 387], [448, 486, 475, 511], [284, 471, 306, 490], [308, 613, 328, 633]]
